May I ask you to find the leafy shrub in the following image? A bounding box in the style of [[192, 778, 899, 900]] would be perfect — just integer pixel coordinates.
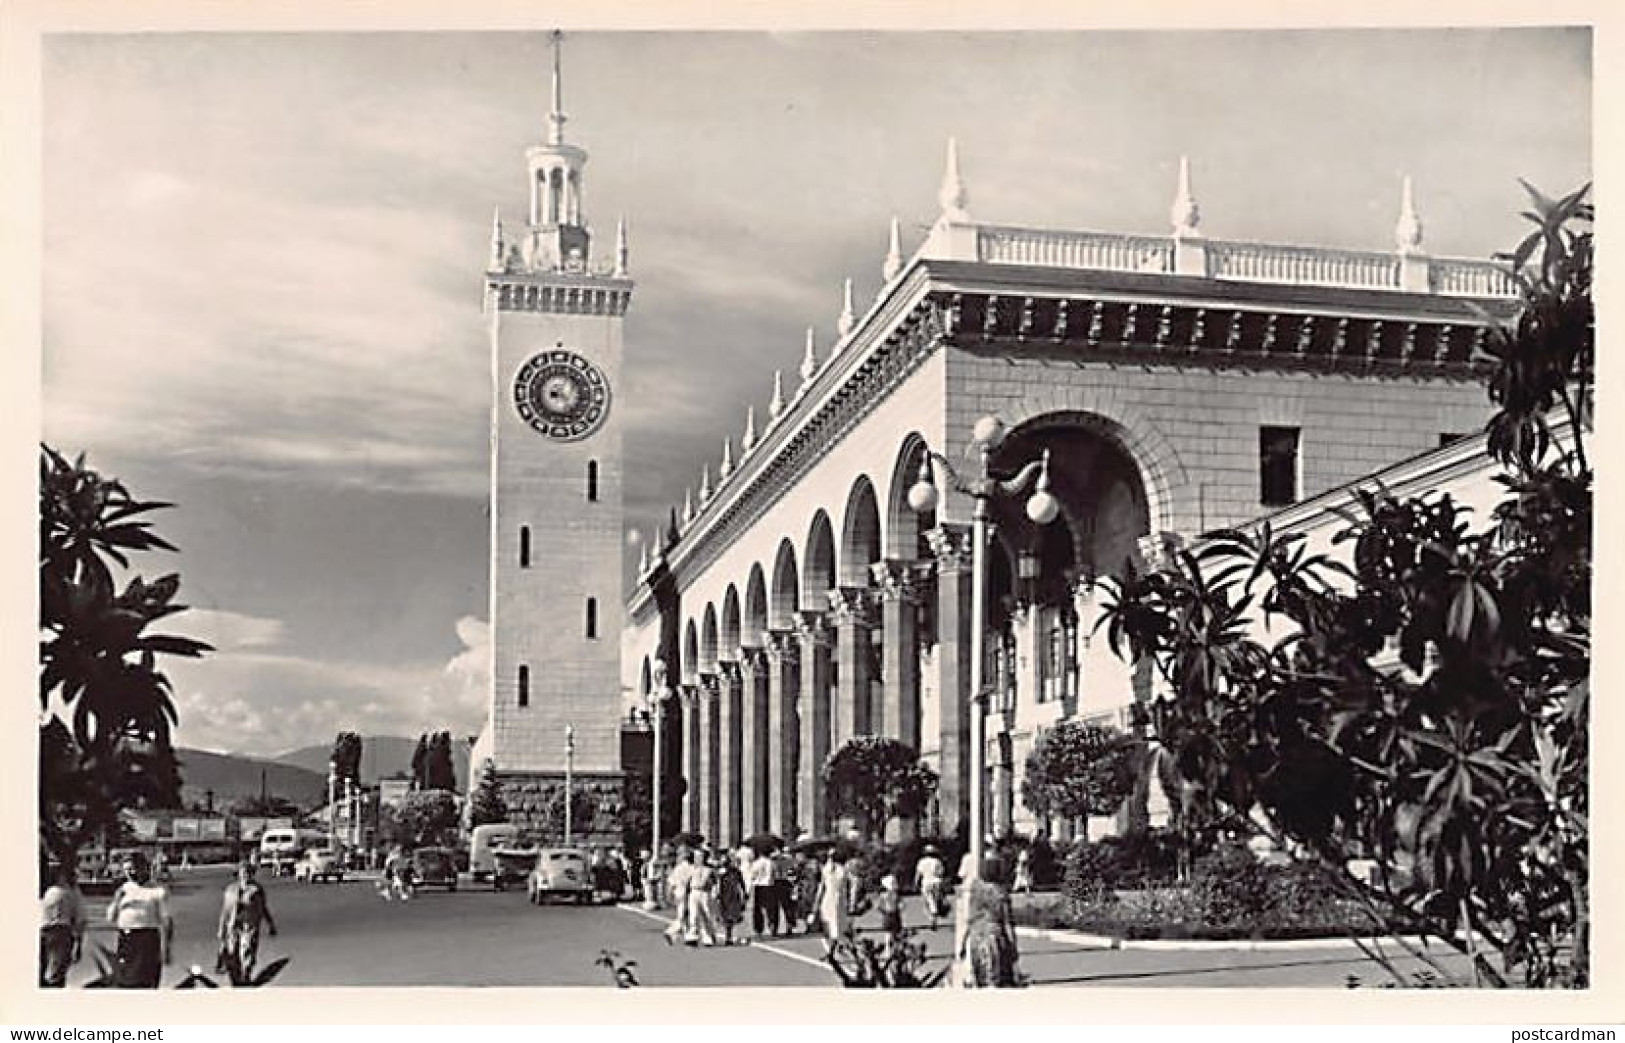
[[1187, 842, 1271, 931], [1061, 842, 1118, 908]]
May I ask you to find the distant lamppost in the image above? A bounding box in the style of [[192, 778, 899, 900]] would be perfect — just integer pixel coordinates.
[[563, 724, 577, 846], [909, 415, 1059, 883], [646, 658, 675, 910]]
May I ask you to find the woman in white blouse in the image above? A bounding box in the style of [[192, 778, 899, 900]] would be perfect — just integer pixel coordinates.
[[106, 852, 172, 987]]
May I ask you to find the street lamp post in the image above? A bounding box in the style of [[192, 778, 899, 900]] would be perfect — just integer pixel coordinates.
[[646, 659, 675, 909], [909, 415, 1058, 884], [563, 724, 577, 846]]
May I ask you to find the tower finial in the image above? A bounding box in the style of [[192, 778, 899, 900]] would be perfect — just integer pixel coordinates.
[[837, 278, 856, 338], [883, 216, 903, 281], [614, 215, 629, 276], [1170, 155, 1200, 238], [1395, 174, 1424, 254], [799, 327, 819, 387], [548, 29, 567, 146], [769, 369, 785, 420], [490, 206, 505, 270], [938, 137, 969, 222]]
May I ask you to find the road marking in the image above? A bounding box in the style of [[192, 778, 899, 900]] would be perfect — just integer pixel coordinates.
[[615, 903, 834, 975]]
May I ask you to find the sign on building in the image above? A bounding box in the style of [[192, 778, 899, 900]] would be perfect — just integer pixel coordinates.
[[201, 818, 227, 840], [378, 779, 411, 807], [172, 818, 200, 841], [131, 818, 159, 840]]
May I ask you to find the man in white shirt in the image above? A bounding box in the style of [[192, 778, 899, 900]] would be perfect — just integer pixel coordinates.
[[914, 845, 947, 928], [662, 848, 694, 945], [747, 848, 777, 937]]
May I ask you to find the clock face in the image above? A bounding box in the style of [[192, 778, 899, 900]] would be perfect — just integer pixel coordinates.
[[514, 349, 610, 441]]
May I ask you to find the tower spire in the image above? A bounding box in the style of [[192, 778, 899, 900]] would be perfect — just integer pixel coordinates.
[[938, 137, 969, 222], [548, 29, 567, 146], [489, 206, 505, 270], [1170, 155, 1200, 238], [1395, 174, 1424, 254], [882, 216, 903, 281], [614, 215, 629, 277]]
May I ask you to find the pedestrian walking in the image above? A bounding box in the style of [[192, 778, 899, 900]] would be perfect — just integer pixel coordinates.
[[914, 844, 948, 928], [105, 851, 172, 988], [951, 856, 1021, 988], [39, 863, 84, 988], [683, 850, 720, 947], [716, 852, 749, 945], [217, 860, 278, 981], [747, 846, 776, 937], [877, 873, 904, 939], [662, 847, 693, 944], [811, 849, 855, 956], [1013, 848, 1033, 895], [768, 846, 794, 936]]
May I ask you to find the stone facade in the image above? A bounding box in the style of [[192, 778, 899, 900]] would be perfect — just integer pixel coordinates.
[[624, 147, 1517, 850]]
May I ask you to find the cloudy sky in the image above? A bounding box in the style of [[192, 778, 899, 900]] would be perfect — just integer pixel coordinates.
[[39, 28, 1591, 758]]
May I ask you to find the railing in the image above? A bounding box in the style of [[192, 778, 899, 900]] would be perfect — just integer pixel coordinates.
[[968, 224, 1515, 298], [1432, 258, 1517, 297], [978, 227, 1173, 274], [1206, 240, 1399, 290]]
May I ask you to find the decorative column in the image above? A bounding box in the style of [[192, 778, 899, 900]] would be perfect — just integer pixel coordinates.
[[765, 629, 801, 838], [871, 560, 922, 750], [718, 660, 744, 847], [927, 524, 975, 838], [794, 610, 833, 837], [700, 674, 721, 843], [828, 587, 874, 748], [681, 685, 701, 832], [739, 646, 770, 837]]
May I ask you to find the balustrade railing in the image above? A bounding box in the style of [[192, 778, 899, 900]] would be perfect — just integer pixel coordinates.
[[968, 224, 1514, 297], [978, 226, 1172, 274], [1206, 240, 1399, 290]]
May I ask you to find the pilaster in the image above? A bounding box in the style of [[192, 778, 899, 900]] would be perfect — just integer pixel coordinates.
[[680, 685, 701, 832], [699, 674, 721, 843], [765, 630, 801, 838], [871, 560, 923, 751], [794, 610, 833, 837], [738, 646, 771, 837], [718, 659, 744, 847], [926, 523, 974, 837], [828, 587, 875, 747]]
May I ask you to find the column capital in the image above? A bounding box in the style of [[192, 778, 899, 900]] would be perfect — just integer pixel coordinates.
[[926, 523, 975, 574], [765, 628, 801, 666], [699, 674, 720, 700], [793, 609, 830, 646], [717, 660, 742, 686], [738, 645, 768, 677], [678, 683, 699, 707], [827, 585, 876, 628], [870, 559, 925, 604]]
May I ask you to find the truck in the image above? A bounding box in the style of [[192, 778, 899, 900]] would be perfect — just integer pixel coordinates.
[[259, 828, 326, 876]]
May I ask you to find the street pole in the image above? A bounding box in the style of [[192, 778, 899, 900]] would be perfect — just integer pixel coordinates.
[[564, 724, 576, 846], [327, 759, 338, 853], [909, 415, 1057, 887]]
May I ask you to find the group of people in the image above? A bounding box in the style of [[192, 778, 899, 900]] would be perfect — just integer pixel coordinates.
[[657, 845, 784, 948], [39, 852, 278, 989]]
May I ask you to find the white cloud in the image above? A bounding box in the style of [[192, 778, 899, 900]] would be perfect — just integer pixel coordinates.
[[179, 608, 286, 653]]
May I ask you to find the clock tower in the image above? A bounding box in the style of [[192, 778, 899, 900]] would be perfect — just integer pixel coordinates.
[[481, 32, 630, 840]]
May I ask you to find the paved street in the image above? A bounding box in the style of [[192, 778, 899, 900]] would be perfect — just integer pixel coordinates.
[[66, 868, 1463, 988]]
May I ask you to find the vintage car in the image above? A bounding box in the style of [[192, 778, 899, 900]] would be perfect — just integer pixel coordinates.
[[527, 848, 593, 905], [293, 848, 346, 883], [410, 846, 459, 891]]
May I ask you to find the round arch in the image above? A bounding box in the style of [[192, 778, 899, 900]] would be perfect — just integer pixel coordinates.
[[770, 538, 800, 630], [884, 433, 934, 561], [682, 619, 700, 684], [803, 510, 837, 607], [744, 564, 769, 646], [700, 604, 719, 673], [721, 585, 742, 656], [838, 475, 882, 587], [997, 389, 1189, 535]]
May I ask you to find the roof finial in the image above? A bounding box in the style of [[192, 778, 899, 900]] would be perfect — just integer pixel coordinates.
[[837, 278, 856, 339], [799, 327, 819, 387], [683, 487, 694, 524], [699, 464, 712, 503], [1395, 174, 1424, 254], [883, 216, 903, 281], [769, 370, 785, 420], [548, 29, 568, 146], [489, 206, 505, 270], [614, 215, 629, 277], [743, 406, 757, 455], [1170, 155, 1200, 238], [720, 438, 733, 479], [637, 533, 649, 574], [938, 137, 969, 222]]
